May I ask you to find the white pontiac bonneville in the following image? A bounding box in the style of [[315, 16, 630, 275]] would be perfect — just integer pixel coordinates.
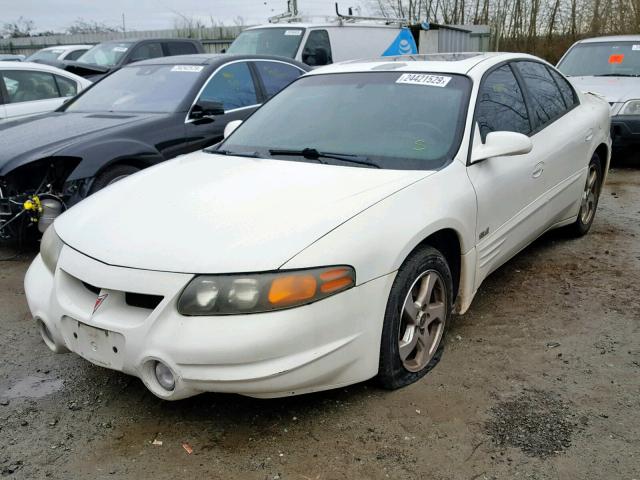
[[25, 53, 611, 400]]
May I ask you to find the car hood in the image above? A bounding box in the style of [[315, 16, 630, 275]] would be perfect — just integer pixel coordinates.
[[567, 76, 640, 103], [0, 112, 163, 175], [55, 152, 430, 273]]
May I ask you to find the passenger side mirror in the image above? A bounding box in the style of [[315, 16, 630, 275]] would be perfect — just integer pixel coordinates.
[[471, 131, 533, 163], [189, 100, 225, 122], [223, 120, 243, 139]]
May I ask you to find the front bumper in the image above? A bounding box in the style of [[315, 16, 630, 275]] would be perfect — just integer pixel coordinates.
[[611, 115, 640, 148], [24, 246, 394, 400]]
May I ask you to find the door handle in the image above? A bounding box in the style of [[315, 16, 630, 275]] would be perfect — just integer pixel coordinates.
[[585, 129, 594, 142], [532, 162, 544, 178]]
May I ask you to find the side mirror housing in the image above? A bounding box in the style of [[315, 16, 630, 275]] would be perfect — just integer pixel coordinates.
[[223, 120, 243, 139], [190, 100, 225, 121], [471, 131, 533, 163]]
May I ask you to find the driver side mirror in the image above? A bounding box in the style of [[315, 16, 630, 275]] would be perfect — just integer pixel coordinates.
[[189, 100, 225, 122], [471, 131, 533, 163], [223, 120, 243, 139]]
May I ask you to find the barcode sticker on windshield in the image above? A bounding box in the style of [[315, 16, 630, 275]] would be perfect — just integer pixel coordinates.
[[285, 30, 302, 36], [633, 45, 640, 51], [113, 47, 128, 52], [171, 65, 204, 73], [396, 73, 452, 88]]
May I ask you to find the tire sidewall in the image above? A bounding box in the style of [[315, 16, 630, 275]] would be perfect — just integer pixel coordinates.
[[378, 246, 453, 390], [575, 153, 603, 235]]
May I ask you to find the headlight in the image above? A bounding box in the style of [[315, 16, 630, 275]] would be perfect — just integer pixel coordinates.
[[619, 99, 640, 115], [178, 266, 355, 316], [40, 224, 64, 273]]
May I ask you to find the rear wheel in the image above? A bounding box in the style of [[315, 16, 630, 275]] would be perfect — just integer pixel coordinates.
[[378, 246, 453, 389], [566, 153, 602, 237], [89, 164, 140, 195]]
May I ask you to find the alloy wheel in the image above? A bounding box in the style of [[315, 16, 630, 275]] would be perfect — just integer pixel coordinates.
[[398, 270, 447, 372]]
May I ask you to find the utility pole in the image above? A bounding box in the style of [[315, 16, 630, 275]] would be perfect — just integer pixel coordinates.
[[122, 13, 126, 33]]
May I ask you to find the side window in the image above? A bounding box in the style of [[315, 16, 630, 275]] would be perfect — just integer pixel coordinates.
[[301, 30, 332, 66], [255, 61, 303, 98], [515, 61, 568, 128], [65, 49, 87, 61], [166, 42, 198, 56], [1, 70, 60, 103], [129, 43, 163, 63], [547, 66, 578, 109], [475, 64, 531, 142], [199, 62, 258, 111], [54, 75, 78, 97]]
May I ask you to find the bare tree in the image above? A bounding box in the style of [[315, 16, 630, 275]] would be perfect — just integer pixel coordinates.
[[66, 18, 118, 34], [2, 17, 35, 38]]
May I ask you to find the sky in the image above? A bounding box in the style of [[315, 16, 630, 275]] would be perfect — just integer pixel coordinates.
[[2, 0, 374, 33]]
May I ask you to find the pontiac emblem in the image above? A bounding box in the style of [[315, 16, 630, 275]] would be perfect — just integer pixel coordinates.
[[93, 293, 108, 314]]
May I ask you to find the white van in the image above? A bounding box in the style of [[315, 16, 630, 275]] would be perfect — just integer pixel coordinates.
[[226, 6, 416, 67]]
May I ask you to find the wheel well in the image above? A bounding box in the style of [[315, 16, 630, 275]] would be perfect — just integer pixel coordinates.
[[594, 143, 609, 169], [100, 158, 152, 174], [413, 229, 461, 300]]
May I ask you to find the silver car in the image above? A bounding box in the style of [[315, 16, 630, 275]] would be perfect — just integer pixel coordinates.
[[558, 35, 640, 150]]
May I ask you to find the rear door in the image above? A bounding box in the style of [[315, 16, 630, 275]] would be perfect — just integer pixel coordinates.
[[184, 61, 261, 151], [513, 60, 590, 225], [467, 62, 549, 287], [1, 69, 67, 120], [252, 60, 306, 101]]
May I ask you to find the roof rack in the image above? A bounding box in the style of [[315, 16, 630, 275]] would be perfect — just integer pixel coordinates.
[[334, 3, 408, 25], [268, 1, 408, 26]]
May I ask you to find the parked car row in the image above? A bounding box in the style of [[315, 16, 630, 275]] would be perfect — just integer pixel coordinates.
[[13, 46, 610, 399], [0, 54, 309, 239]]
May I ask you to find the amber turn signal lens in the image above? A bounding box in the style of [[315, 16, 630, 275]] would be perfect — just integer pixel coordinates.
[[268, 274, 317, 306], [319, 267, 354, 293]]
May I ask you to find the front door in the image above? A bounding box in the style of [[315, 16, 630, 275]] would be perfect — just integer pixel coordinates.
[[185, 61, 261, 151], [466, 63, 548, 288]]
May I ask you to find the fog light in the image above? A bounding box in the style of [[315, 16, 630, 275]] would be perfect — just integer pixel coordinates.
[[154, 361, 175, 391]]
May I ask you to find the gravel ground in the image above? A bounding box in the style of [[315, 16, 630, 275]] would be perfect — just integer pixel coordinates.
[[0, 163, 639, 480]]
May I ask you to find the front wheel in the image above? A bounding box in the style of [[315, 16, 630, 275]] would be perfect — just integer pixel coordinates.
[[378, 246, 453, 390], [566, 153, 602, 237]]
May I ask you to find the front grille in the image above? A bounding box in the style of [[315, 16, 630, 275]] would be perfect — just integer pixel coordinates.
[[125, 292, 163, 310], [82, 281, 163, 310], [82, 282, 101, 294]]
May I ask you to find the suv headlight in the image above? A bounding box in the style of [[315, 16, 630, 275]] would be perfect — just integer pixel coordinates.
[[619, 99, 640, 115], [178, 266, 355, 315], [40, 225, 64, 273]]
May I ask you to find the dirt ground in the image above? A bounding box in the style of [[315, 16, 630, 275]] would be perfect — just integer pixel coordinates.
[[1, 161, 639, 480]]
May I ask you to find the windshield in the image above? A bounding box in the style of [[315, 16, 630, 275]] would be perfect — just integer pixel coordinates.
[[558, 41, 640, 77], [227, 28, 305, 58], [27, 49, 64, 62], [221, 72, 471, 170], [76, 42, 131, 67], [65, 64, 203, 113]]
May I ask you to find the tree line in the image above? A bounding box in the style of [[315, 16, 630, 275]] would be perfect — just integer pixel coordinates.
[[373, 0, 640, 62]]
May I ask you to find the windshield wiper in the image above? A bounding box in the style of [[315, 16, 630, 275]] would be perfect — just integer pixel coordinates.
[[268, 148, 380, 168], [594, 73, 639, 77], [210, 149, 260, 158]]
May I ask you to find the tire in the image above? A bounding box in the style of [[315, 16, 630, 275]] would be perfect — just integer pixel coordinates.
[[378, 245, 453, 390], [89, 165, 140, 195], [565, 152, 603, 237]]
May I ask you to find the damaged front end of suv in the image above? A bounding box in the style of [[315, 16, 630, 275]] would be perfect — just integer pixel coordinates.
[[0, 157, 89, 241]]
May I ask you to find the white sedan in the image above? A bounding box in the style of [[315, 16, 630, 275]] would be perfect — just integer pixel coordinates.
[[0, 62, 91, 122], [25, 53, 611, 400]]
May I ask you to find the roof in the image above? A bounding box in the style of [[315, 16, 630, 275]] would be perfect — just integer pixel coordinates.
[[40, 45, 92, 51], [99, 38, 200, 44], [244, 22, 401, 30], [306, 52, 533, 76], [578, 35, 640, 43], [130, 54, 309, 70]]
